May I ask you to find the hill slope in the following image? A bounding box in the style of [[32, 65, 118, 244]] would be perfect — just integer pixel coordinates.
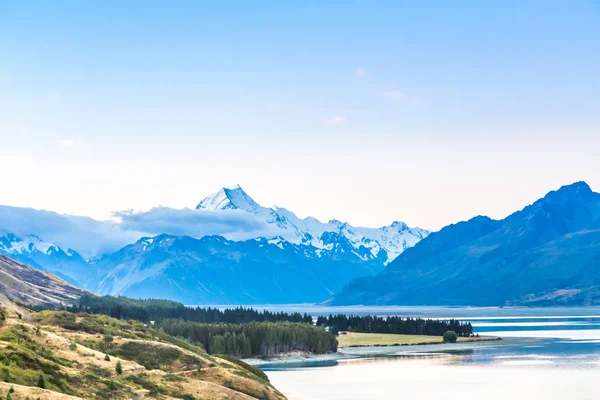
[[332, 182, 600, 306], [0, 309, 285, 400], [0, 255, 90, 306], [0, 257, 286, 399]]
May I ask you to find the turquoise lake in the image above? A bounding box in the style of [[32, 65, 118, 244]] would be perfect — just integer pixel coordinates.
[[252, 306, 600, 400]]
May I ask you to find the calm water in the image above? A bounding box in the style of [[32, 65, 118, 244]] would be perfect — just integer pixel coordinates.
[[255, 306, 600, 400]]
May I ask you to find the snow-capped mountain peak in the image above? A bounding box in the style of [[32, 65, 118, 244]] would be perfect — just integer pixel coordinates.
[[0, 233, 66, 256], [195, 185, 261, 213], [193, 186, 430, 264]]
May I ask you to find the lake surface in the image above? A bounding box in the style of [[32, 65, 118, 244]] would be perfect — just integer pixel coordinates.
[[254, 306, 600, 400]]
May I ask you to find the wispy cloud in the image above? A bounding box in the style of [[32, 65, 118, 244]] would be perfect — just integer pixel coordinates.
[[0, 204, 290, 258], [326, 115, 346, 124], [114, 207, 287, 243], [384, 90, 408, 101], [0, 205, 142, 258], [355, 67, 367, 78]]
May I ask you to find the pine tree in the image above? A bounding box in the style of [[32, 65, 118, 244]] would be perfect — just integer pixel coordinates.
[[115, 360, 123, 375], [37, 373, 46, 389]]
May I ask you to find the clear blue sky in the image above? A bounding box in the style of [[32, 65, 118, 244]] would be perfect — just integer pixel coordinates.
[[1, 1, 599, 230]]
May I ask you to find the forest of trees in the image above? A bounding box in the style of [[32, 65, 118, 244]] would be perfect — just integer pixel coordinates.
[[316, 314, 473, 337], [53, 295, 475, 357], [68, 295, 313, 324], [155, 320, 338, 358], [59, 295, 335, 358]]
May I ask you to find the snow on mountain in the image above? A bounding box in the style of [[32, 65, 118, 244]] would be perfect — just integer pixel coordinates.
[[196, 185, 262, 212], [195, 186, 430, 263], [0, 233, 73, 257], [0, 233, 90, 286]]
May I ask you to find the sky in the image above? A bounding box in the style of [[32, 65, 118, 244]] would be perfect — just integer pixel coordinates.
[[1, 1, 599, 231]]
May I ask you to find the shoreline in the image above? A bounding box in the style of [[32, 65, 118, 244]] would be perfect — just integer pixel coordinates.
[[336, 331, 501, 348], [244, 335, 507, 367], [339, 336, 502, 349]]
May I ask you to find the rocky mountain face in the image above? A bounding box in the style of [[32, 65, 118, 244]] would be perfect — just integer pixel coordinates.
[[332, 182, 600, 306]]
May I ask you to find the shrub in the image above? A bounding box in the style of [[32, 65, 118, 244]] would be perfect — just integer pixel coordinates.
[[443, 330, 458, 343], [110, 341, 201, 371], [37, 373, 46, 388], [104, 354, 110, 362]]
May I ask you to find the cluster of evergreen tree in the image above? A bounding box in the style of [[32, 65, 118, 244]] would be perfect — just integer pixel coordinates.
[[155, 320, 338, 358], [316, 314, 473, 337], [68, 295, 313, 324]]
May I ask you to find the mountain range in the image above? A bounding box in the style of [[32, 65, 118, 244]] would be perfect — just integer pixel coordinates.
[[0, 186, 428, 304], [332, 181, 600, 306]]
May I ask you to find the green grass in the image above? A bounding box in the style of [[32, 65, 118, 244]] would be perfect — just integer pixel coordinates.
[[110, 341, 205, 371], [0, 326, 76, 394], [0, 310, 284, 400], [336, 332, 497, 347], [36, 311, 209, 357], [34, 311, 153, 340]]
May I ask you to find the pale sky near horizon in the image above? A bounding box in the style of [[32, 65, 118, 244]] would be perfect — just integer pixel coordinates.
[[1, 1, 599, 231]]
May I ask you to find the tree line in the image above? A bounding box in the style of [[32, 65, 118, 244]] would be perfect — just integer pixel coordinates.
[[68, 295, 313, 324], [155, 319, 338, 358], [316, 314, 473, 337]]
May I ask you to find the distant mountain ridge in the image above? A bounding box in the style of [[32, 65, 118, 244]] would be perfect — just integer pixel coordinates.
[[86, 233, 386, 304], [332, 181, 600, 306], [0, 186, 428, 303], [196, 185, 429, 263], [0, 233, 89, 285]]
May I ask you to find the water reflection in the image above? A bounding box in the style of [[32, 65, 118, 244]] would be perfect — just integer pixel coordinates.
[[259, 308, 600, 399], [267, 354, 600, 400]]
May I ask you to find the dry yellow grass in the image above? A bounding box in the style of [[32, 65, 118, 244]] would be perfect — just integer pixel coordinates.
[[0, 308, 286, 400], [0, 382, 82, 399], [337, 332, 495, 347]]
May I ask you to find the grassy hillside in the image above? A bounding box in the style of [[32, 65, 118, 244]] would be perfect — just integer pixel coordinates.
[[0, 307, 285, 400]]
